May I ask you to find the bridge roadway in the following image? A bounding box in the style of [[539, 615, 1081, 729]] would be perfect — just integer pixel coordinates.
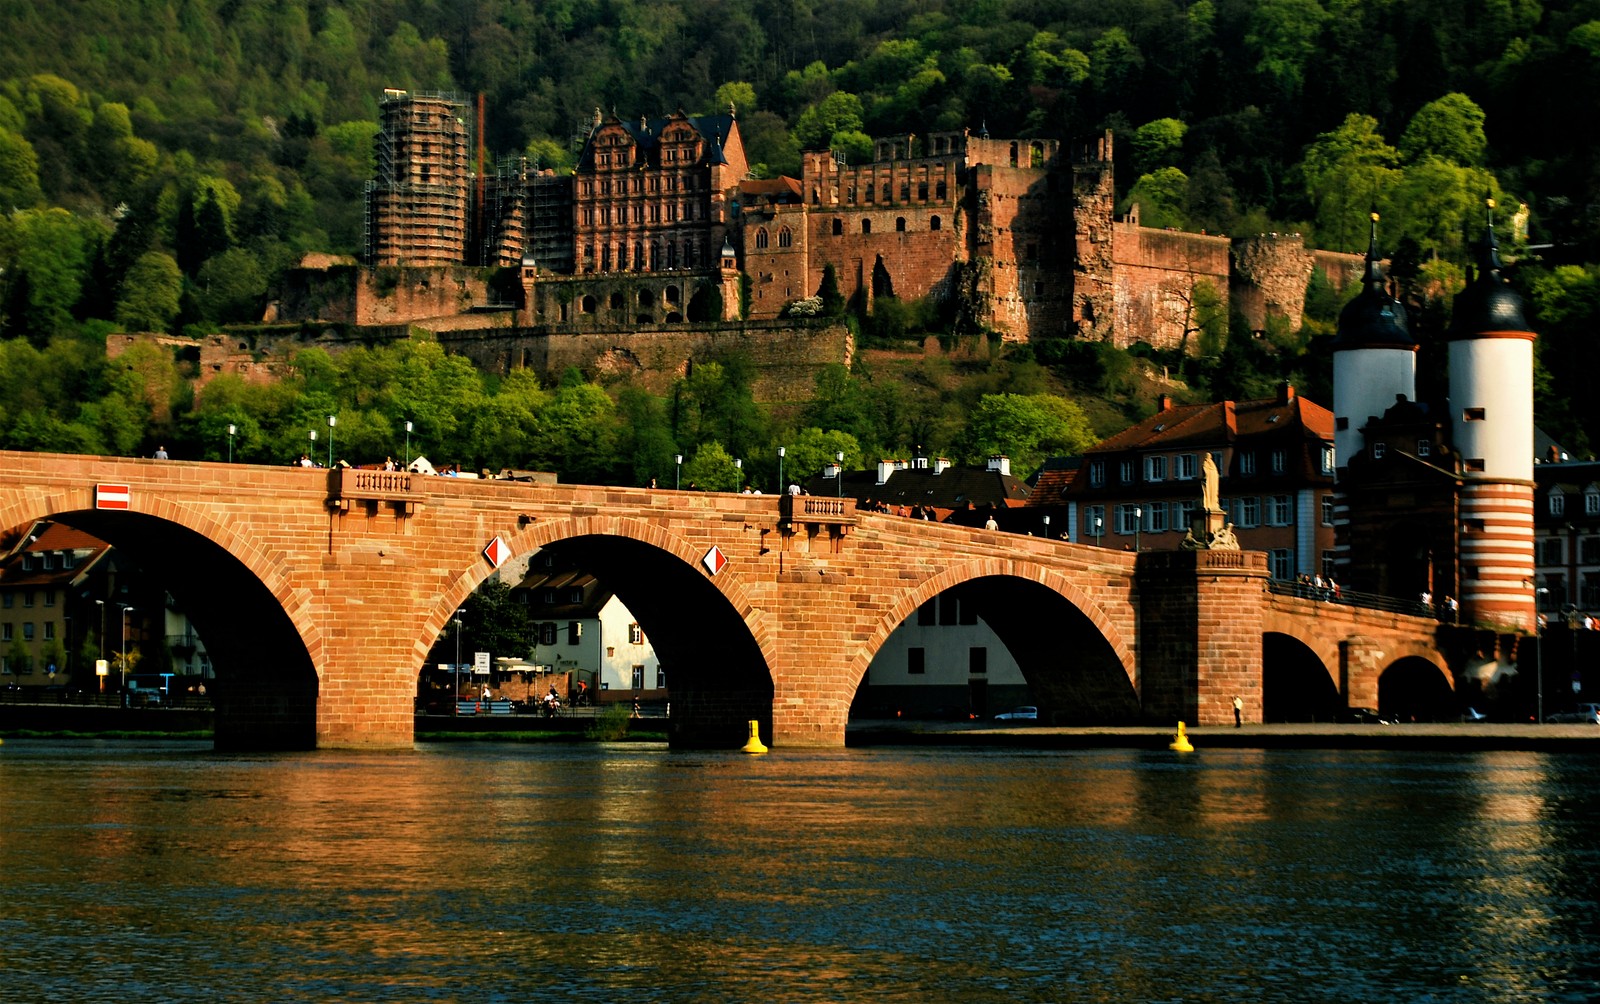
[[1, 451, 1475, 750]]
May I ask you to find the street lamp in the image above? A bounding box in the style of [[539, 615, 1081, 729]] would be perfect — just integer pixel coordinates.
[[1094, 515, 1103, 547], [453, 617, 463, 715], [836, 451, 845, 497], [1043, 514, 1051, 538], [326, 415, 337, 468], [1537, 587, 1550, 723], [95, 599, 105, 693], [119, 604, 134, 703], [1134, 506, 1142, 552], [404, 420, 414, 469], [227, 424, 236, 463], [777, 446, 786, 494], [308, 429, 317, 465], [674, 454, 683, 489]]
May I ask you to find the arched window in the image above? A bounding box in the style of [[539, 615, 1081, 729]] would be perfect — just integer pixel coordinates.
[[665, 285, 681, 305], [755, 227, 769, 249], [896, 217, 907, 232], [861, 219, 872, 234], [581, 295, 597, 314], [639, 289, 655, 308], [778, 227, 793, 248], [1031, 142, 1045, 168], [1009, 142, 1018, 167], [931, 215, 942, 231]]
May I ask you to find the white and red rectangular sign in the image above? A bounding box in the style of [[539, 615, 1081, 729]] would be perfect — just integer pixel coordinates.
[[95, 483, 131, 510]]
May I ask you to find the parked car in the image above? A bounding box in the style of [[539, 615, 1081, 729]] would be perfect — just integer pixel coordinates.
[[993, 706, 1039, 722], [1544, 704, 1600, 724], [1335, 707, 1396, 724]]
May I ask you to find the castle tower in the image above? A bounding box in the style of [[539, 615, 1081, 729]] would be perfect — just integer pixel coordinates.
[[365, 90, 472, 266], [1448, 205, 1537, 631], [1330, 214, 1415, 473]]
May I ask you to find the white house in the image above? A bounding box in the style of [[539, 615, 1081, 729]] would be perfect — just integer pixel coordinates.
[[515, 552, 661, 699]]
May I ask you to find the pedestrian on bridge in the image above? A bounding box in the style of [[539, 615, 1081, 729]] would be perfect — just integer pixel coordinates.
[[1233, 695, 1243, 728]]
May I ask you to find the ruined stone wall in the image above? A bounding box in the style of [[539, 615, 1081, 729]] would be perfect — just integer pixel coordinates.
[[273, 265, 496, 327], [1109, 225, 1233, 351], [969, 162, 1074, 342], [437, 319, 852, 403], [1071, 132, 1117, 342], [1230, 234, 1316, 333], [743, 203, 812, 320]]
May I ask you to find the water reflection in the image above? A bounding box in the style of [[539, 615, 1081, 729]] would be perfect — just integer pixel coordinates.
[[2, 741, 1598, 1002]]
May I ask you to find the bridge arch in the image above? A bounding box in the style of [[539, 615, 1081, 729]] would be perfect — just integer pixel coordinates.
[[420, 513, 777, 747], [2, 497, 322, 749], [1262, 632, 1339, 721], [856, 558, 1139, 723], [1379, 655, 1457, 722]]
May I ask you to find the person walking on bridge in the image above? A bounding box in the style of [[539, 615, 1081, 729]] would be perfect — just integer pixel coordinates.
[[1233, 695, 1243, 728]]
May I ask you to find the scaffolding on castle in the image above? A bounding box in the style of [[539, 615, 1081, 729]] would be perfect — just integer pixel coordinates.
[[366, 90, 473, 267]]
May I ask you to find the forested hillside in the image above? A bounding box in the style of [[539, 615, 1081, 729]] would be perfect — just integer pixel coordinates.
[[3, 0, 1599, 471]]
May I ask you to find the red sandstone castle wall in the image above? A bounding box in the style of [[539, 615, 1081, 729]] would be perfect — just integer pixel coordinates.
[[1109, 225, 1232, 351]]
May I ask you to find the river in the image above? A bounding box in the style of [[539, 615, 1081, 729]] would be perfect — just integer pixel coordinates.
[[2, 739, 1598, 1002]]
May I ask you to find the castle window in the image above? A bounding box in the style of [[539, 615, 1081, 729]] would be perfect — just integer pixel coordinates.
[[896, 217, 906, 232], [832, 218, 843, 236], [900, 183, 910, 201], [864, 184, 874, 203], [639, 289, 654, 308], [931, 215, 942, 231], [918, 181, 928, 200], [755, 228, 769, 249], [862, 219, 872, 234], [1031, 142, 1045, 168], [1009, 142, 1018, 167], [1464, 407, 1486, 421], [581, 295, 597, 314], [778, 227, 793, 248], [936, 181, 947, 199]]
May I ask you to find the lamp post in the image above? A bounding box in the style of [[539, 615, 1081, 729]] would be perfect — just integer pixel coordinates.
[[404, 421, 413, 469], [735, 458, 743, 487], [777, 446, 786, 494], [326, 415, 336, 468], [453, 618, 463, 715], [308, 429, 317, 465], [1043, 514, 1051, 538], [227, 424, 236, 463], [119, 604, 134, 703], [836, 451, 845, 497], [95, 599, 105, 693], [674, 454, 683, 490], [1094, 515, 1103, 547], [1536, 587, 1549, 723], [1134, 506, 1142, 552]]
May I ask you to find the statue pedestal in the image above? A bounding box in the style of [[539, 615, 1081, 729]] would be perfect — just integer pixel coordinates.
[[1181, 508, 1238, 550]]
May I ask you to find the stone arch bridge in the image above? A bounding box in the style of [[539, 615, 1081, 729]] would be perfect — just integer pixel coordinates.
[[2, 452, 1478, 749]]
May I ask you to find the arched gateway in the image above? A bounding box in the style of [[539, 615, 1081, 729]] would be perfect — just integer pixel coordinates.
[[1, 452, 1462, 748]]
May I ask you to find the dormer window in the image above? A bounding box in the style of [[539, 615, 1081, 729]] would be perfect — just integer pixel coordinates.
[[1270, 449, 1286, 474], [1320, 446, 1335, 474], [1551, 491, 1567, 516], [1239, 451, 1257, 476], [1372, 443, 1387, 460], [1587, 489, 1600, 516]]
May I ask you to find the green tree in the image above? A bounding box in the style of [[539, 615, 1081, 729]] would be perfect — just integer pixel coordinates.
[[785, 427, 861, 486], [460, 576, 531, 667], [530, 379, 619, 483], [683, 440, 741, 492], [794, 91, 863, 151], [1302, 114, 1403, 252], [0, 128, 43, 208], [1399, 92, 1488, 167], [956, 394, 1097, 474], [1130, 118, 1187, 176], [115, 251, 183, 332], [1124, 168, 1189, 230]]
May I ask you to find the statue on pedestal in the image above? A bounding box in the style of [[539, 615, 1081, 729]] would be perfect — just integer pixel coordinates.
[[1182, 452, 1238, 550]]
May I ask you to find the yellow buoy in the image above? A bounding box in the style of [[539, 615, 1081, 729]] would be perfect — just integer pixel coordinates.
[[741, 719, 768, 754], [1168, 720, 1194, 752]]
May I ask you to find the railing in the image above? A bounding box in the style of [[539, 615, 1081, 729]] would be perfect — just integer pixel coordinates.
[[1266, 580, 1452, 619], [780, 494, 856, 526]]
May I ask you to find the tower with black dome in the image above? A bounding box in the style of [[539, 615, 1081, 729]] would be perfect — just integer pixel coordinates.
[[1330, 214, 1416, 580], [1448, 203, 1537, 631]]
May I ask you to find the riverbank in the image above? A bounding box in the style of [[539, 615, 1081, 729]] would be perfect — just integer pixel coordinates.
[[847, 719, 1600, 753], [4, 703, 1598, 752]]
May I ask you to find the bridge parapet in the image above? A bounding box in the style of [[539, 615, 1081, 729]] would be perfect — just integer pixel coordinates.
[[780, 494, 857, 527]]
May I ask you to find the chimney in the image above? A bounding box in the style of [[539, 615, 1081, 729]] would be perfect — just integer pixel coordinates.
[[987, 455, 1011, 476], [1279, 382, 1295, 405], [1159, 394, 1173, 412]]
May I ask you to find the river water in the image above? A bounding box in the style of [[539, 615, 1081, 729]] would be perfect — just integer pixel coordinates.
[[2, 739, 1598, 1003]]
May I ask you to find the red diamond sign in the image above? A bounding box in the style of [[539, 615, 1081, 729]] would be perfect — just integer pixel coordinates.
[[483, 536, 512, 568], [702, 545, 727, 576]]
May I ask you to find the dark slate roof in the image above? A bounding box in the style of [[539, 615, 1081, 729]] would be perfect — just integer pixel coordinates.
[[511, 563, 612, 619], [1331, 215, 1412, 351], [1023, 456, 1081, 506], [580, 110, 735, 170], [1450, 214, 1531, 338], [804, 464, 1030, 510]]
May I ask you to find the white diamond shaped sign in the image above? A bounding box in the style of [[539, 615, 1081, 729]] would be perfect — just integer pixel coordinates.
[[702, 545, 727, 576], [483, 536, 512, 568]]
